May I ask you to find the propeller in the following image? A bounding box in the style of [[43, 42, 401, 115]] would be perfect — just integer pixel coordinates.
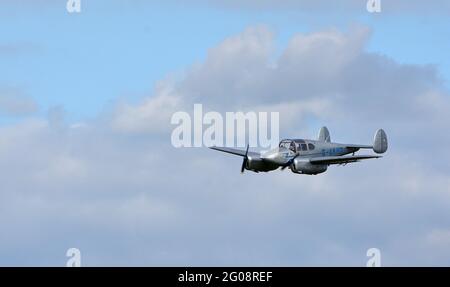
[[241, 144, 249, 173], [281, 155, 297, 171]]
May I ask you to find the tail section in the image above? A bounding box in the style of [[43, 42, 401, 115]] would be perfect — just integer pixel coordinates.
[[318, 126, 331, 142], [373, 129, 388, 154]]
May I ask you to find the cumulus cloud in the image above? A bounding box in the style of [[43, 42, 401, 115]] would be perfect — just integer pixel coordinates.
[[111, 81, 183, 134], [0, 88, 38, 116], [1, 25, 450, 266], [112, 25, 450, 140]]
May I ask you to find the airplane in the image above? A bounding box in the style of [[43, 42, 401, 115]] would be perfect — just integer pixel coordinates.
[[209, 127, 388, 175]]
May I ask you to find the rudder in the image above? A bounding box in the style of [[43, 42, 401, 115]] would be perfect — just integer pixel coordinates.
[[373, 129, 388, 154], [318, 126, 331, 142]]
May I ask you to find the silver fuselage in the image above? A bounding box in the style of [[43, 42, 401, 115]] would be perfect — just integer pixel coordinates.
[[210, 127, 387, 175]]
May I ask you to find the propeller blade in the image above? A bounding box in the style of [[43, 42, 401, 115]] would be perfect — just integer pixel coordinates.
[[281, 155, 297, 171], [241, 158, 247, 173], [241, 144, 250, 173]]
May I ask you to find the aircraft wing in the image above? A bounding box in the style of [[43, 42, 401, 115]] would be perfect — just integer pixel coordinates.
[[309, 155, 381, 165], [209, 146, 261, 157]]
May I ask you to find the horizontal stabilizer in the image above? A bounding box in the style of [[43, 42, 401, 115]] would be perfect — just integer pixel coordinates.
[[310, 155, 381, 165], [343, 143, 373, 149]]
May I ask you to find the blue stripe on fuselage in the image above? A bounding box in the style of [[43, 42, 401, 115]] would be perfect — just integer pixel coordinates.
[[320, 147, 354, 157]]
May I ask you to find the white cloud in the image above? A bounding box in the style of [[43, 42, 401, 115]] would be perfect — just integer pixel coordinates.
[[0, 88, 38, 116], [111, 25, 450, 140], [1, 25, 450, 266], [111, 81, 182, 133]]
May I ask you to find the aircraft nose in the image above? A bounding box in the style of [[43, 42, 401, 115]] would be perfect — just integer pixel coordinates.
[[262, 148, 291, 164], [262, 152, 277, 161]]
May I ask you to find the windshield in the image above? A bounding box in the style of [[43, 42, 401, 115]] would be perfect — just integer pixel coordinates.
[[279, 140, 296, 152]]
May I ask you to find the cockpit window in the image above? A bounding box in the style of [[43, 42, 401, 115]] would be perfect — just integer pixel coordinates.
[[279, 140, 294, 151], [301, 143, 307, 151], [279, 141, 289, 149], [290, 141, 296, 152], [308, 143, 315, 150]]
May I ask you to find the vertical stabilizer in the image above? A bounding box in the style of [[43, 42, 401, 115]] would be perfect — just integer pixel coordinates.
[[318, 126, 331, 142], [373, 129, 388, 154]]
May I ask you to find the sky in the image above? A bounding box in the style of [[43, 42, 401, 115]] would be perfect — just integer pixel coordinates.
[[1, 0, 450, 266]]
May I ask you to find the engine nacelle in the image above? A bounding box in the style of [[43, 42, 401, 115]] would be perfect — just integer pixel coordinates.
[[291, 158, 327, 175], [245, 156, 279, 172]]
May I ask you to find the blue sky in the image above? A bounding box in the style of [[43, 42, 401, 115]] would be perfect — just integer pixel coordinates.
[[1, 1, 449, 122]]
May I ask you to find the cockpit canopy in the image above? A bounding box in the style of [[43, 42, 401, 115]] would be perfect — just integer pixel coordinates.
[[279, 139, 316, 153]]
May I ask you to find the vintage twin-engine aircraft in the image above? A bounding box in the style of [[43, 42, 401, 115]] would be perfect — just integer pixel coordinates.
[[210, 127, 388, 175]]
